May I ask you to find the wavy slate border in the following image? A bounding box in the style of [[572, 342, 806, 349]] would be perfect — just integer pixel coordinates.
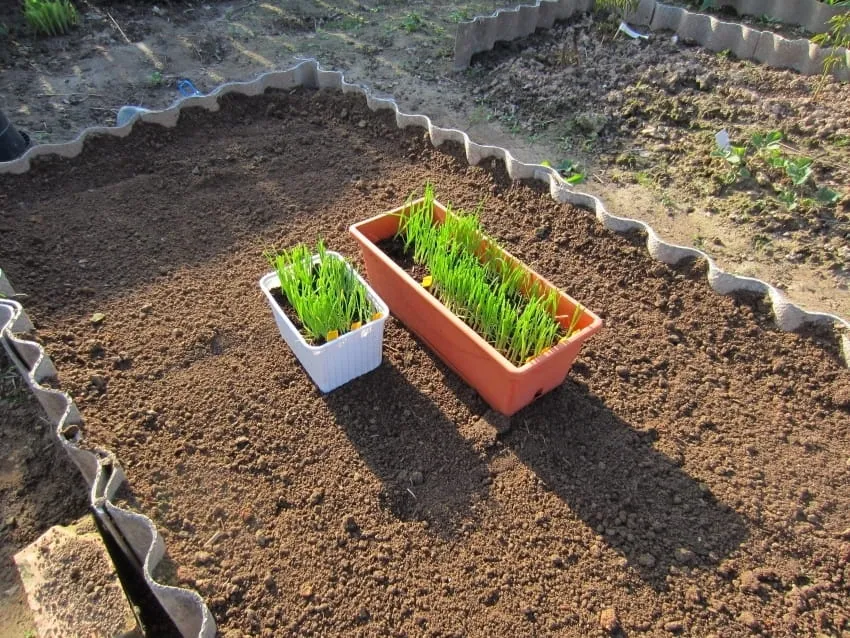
[[710, 0, 845, 35], [0, 291, 216, 638], [0, 61, 847, 635], [453, 0, 849, 77]]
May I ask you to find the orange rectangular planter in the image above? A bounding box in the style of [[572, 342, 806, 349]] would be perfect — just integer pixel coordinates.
[[349, 198, 603, 416]]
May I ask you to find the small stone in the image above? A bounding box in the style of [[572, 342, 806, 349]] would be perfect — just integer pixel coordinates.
[[356, 606, 370, 622], [737, 611, 761, 631], [410, 470, 424, 485], [90, 312, 105, 324], [140, 303, 153, 315], [357, 119, 367, 128], [599, 607, 620, 633], [263, 573, 276, 590], [298, 582, 314, 599], [738, 570, 764, 594], [309, 488, 325, 505], [3, 516, 17, 529], [663, 620, 684, 633], [255, 531, 271, 547], [343, 516, 359, 535], [675, 547, 696, 565], [89, 374, 107, 392], [637, 553, 656, 568], [831, 385, 850, 410], [192, 165, 200, 175], [685, 586, 704, 604], [340, 109, 348, 119], [615, 365, 630, 378], [87, 341, 104, 357], [234, 436, 250, 449], [194, 551, 214, 566]]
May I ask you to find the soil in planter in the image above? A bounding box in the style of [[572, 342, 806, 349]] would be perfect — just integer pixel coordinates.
[[0, 88, 849, 637]]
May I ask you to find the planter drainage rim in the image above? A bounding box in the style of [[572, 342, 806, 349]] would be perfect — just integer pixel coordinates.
[[0, 58, 848, 636]]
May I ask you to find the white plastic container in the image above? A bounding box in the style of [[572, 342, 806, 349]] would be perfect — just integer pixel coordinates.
[[259, 251, 389, 392]]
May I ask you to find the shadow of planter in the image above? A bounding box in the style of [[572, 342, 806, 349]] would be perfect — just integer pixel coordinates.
[[505, 379, 748, 587], [323, 359, 490, 539]]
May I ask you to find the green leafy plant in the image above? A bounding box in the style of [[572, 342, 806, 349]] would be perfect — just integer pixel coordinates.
[[812, 8, 850, 96], [265, 240, 377, 344], [22, 0, 78, 36], [541, 159, 587, 184], [448, 9, 471, 23], [594, 0, 639, 20], [712, 130, 843, 211], [711, 143, 750, 184], [394, 185, 582, 366], [400, 12, 425, 33]]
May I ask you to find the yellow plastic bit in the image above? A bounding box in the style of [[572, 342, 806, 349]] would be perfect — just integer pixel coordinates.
[[350, 321, 362, 331], [371, 312, 383, 321], [326, 330, 339, 341], [421, 275, 433, 288]]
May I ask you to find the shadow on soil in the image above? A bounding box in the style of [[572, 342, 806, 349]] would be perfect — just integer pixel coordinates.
[[323, 361, 490, 539], [506, 379, 748, 588], [0, 89, 416, 321]]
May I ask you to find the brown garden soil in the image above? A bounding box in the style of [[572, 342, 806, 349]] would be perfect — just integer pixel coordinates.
[[1, 88, 849, 637], [0, 352, 89, 637], [1, 0, 849, 320], [464, 12, 850, 318]]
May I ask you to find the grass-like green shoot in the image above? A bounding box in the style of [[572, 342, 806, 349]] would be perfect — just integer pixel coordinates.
[[395, 185, 583, 366], [265, 240, 376, 345], [23, 0, 78, 36]]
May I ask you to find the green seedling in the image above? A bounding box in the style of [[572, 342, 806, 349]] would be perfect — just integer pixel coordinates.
[[265, 240, 376, 344], [448, 9, 471, 23], [395, 185, 582, 366], [400, 12, 425, 33], [813, 9, 850, 96], [750, 130, 782, 151], [23, 0, 77, 36], [542, 159, 586, 184], [594, 0, 639, 19], [711, 143, 750, 184]]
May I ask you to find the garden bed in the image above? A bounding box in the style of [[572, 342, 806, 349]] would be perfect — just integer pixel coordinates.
[[1, 87, 849, 636], [463, 11, 850, 317]]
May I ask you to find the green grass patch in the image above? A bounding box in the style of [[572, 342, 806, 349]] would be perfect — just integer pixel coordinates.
[[394, 185, 582, 366], [265, 241, 377, 345], [23, 0, 78, 36]]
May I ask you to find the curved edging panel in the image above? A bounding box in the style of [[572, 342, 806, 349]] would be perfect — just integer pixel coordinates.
[[453, 0, 849, 77], [0, 63, 847, 636], [711, 0, 845, 35], [0, 292, 216, 638]]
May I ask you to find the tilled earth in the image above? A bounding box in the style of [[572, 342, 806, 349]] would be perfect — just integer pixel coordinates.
[[465, 12, 850, 315], [2, 1, 849, 318], [0, 89, 848, 637]]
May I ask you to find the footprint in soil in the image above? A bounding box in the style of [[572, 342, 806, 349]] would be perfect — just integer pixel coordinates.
[[323, 363, 489, 538], [508, 380, 747, 587]]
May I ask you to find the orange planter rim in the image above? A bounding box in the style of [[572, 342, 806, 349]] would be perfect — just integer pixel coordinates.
[[349, 197, 603, 374]]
